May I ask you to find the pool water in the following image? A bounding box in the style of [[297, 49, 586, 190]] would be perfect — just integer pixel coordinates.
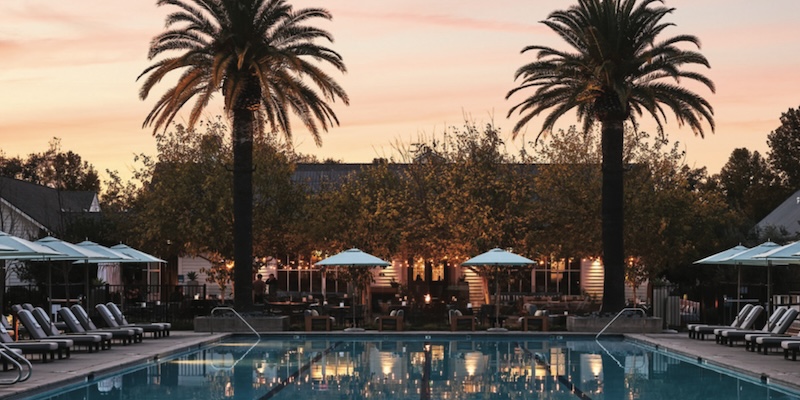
[[30, 334, 800, 400]]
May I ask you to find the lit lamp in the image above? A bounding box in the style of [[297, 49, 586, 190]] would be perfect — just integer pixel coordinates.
[[424, 294, 431, 304]]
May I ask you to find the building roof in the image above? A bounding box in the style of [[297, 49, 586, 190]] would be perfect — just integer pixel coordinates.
[[754, 189, 800, 237], [0, 177, 100, 234], [292, 163, 407, 192]]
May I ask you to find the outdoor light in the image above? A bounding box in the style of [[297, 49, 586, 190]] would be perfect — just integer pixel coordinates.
[[424, 294, 431, 304]]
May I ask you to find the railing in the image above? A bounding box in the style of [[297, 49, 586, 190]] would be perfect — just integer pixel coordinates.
[[595, 307, 646, 338], [0, 342, 32, 385], [209, 307, 261, 340], [595, 307, 646, 369]]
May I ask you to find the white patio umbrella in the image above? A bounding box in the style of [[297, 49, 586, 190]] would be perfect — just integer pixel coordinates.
[[109, 244, 166, 263], [693, 245, 749, 265], [0, 232, 66, 322], [110, 244, 166, 290], [752, 241, 800, 313], [718, 241, 781, 315], [0, 232, 65, 259], [75, 241, 140, 305], [694, 245, 751, 315], [315, 248, 391, 331], [34, 236, 111, 309], [462, 248, 535, 331]]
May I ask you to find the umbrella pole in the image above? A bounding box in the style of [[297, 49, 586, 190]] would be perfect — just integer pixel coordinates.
[[736, 264, 742, 315], [767, 261, 772, 316], [495, 268, 500, 328], [47, 264, 53, 332]]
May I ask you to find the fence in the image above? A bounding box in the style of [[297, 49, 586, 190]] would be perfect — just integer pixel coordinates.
[[2, 283, 211, 329]]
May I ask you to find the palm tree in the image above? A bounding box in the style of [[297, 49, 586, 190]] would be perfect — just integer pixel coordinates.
[[139, 0, 348, 310], [506, 0, 714, 312]]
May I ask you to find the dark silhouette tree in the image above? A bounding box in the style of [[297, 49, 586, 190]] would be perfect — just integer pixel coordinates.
[[506, 0, 714, 312], [139, 0, 348, 310]]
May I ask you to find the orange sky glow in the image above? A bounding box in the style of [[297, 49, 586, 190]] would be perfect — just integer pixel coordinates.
[[1, 0, 799, 184]]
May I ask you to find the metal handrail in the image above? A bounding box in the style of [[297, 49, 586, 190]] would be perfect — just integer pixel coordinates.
[[594, 307, 647, 369], [0, 342, 32, 384], [594, 307, 646, 338], [210, 307, 261, 339]]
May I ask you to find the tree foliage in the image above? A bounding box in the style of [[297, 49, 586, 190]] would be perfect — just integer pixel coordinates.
[[767, 105, 800, 189], [506, 0, 715, 312], [139, 0, 349, 310], [0, 138, 100, 191]]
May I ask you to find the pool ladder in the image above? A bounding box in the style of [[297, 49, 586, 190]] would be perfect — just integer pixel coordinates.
[[595, 307, 646, 369], [0, 342, 32, 385], [208, 307, 261, 371], [210, 307, 262, 339]]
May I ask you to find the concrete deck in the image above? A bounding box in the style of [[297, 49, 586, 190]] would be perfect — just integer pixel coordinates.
[[0, 330, 798, 399], [0, 332, 226, 400], [630, 332, 800, 394]]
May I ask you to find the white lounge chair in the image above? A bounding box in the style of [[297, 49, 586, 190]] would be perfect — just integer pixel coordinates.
[[688, 304, 753, 339]]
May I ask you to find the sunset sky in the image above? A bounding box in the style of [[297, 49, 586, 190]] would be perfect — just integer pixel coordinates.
[[1, 1, 799, 183]]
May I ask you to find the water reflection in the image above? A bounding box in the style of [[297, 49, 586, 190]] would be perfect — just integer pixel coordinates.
[[34, 336, 800, 400]]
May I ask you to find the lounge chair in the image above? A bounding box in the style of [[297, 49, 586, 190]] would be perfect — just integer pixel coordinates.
[[742, 308, 800, 352], [58, 307, 138, 345], [16, 309, 106, 353], [0, 321, 61, 362], [749, 309, 800, 354], [715, 306, 787, 345], [31, 306, 114, 349], [781, 340, 800, 361], [692, 305, 763, 340], [96, 304, 166, 338], [688, 304, 753, 339], [106, 303, 171, 337], [71, 305, 144, 342]]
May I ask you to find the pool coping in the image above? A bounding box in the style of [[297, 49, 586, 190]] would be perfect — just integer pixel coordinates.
[[2, 330, 799, 399]]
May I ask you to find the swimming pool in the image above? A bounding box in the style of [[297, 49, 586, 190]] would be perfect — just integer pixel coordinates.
[[27, 334, 800, 400]]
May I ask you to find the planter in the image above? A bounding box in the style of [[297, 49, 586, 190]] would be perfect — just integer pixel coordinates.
[[194, 316, 289, 332], [567, 315, 662, 333]]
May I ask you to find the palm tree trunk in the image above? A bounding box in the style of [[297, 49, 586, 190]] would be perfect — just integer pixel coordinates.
[[232, 105, 255, 311], [601, 118, 626, 313]]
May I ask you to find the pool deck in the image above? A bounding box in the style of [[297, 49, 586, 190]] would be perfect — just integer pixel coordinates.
[[1, 330, 798, 399], [0, 332, 226, 400]]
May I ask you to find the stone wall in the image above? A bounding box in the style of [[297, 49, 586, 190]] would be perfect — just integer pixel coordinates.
[[194, 316, 289, 332], [567, 316, 663, 333]]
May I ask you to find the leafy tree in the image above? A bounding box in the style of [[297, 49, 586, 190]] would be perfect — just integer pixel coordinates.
[[506, 0, 715, 312], [139, 0, 348, 310], [716, 148, 785, 233], [118, 119, 301, 279], [767, 105, 800, 189], [0, 138, 100, 191]]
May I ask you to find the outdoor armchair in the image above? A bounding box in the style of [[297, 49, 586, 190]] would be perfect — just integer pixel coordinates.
[[376, 309, 403, 332]]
